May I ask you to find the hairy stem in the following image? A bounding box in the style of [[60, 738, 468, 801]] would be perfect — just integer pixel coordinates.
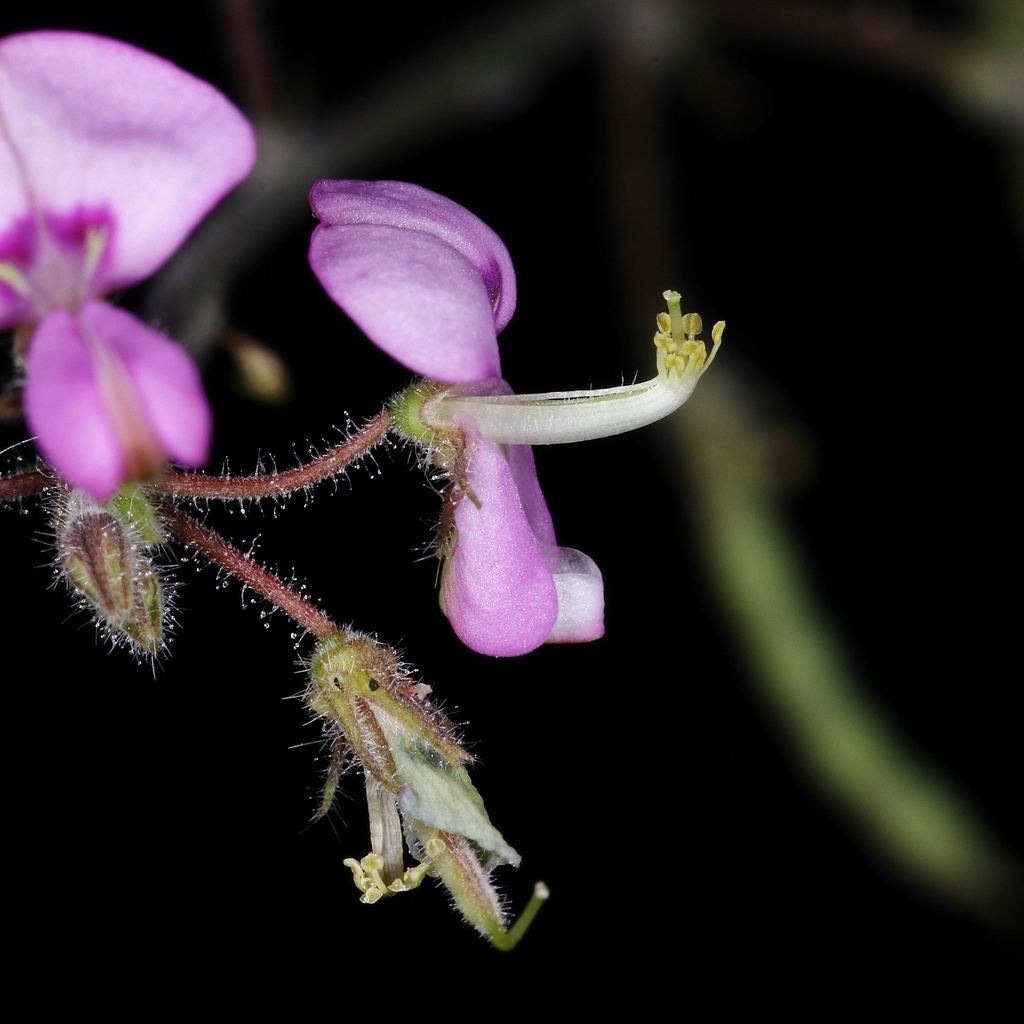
[[0, 467, 54, 501], [152, 408, 391, 500], [161, 502, 339, 639]]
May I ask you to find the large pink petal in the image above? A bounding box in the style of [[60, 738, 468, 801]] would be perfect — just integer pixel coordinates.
[[24, 307, 125, 498], [441, 426, 557, 657], [310, 180, 515, 333], [0, 31, 256, 296], [24, 302, 210, 499], [79, 301, 210, 467], [310, 222, 502, 383]]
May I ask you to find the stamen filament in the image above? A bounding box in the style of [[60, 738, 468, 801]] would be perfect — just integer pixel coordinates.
[[437, 373, 698, 444], [436, 314, 723, 446]]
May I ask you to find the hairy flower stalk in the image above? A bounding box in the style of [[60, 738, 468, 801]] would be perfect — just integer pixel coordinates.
[[307, 631, 547, 949]]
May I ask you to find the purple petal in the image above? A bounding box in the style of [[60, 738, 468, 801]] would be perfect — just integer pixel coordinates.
[[24, 301, 210, 498], [0, 31, 256, 302], [505, 443, 557, 547], [310, 181, 515, 330], [505, 443, 605, 643], [441, 425, 557, 657], [310, 223, 502, 383], [24, 307, 125, 498], [309, 180, 515, 382], [79, 301, 211, 466]]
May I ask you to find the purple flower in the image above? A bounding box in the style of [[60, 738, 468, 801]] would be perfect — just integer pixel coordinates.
[[308, 179, 603, 657], [0, 31, 257, 499]]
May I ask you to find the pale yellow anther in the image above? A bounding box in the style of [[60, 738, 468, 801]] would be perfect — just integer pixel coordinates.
[[83, 226, 108, 283], [664, 352, 686, 374], [652, 293, 724, 382], [425, 836, 447, 859], [681, 312, 703, 338], [681, 338, 704, 363], [388, 860, 432, 893], [0, 261, 31, 297], [344, 851, 432, 902], [344, 853, 391, 904]]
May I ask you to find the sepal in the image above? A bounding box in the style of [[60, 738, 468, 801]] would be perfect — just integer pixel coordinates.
[[52, 483, 168, 656]]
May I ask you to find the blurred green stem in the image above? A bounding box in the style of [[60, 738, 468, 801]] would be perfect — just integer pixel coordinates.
[[672, 374, 1021, 926]]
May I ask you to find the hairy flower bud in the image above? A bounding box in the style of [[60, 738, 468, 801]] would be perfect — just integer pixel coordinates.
[[53, 484, 168, 656]]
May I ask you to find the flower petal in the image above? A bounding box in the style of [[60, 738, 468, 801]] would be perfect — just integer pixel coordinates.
[[505, 443, 605, 643], [0, 31, 256, 299], [504, 443, 557, 547], [24, 301, 210, 498], [78, 301, 211, 467], [309, 180, 515, 382], [310, 223, 502, 383], [24, 307, 125, 498], [546, 546, 605, 644], [310, 181, 515, 329], [441, 424, 557, 657]]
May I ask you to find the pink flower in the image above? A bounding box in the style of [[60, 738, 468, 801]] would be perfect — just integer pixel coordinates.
[[308, 179, 603, 657], [0, 31, 257, 499]]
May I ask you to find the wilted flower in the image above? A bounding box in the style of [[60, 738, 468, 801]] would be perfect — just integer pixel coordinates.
[[0, 31, 257, 498], [308, 630, 547, 949]]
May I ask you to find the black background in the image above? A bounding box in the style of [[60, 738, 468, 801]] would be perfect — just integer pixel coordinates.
[[2, 1, 1020, 1012]]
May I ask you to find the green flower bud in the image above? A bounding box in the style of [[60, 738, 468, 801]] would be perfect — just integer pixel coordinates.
[[53, 485, 168, 657]]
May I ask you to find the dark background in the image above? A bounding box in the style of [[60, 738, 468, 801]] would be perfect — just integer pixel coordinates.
[[2, 0, 1020, 1012]]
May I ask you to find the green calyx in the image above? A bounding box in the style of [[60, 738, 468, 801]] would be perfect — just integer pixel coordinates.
[[106, 484, 166, 547], [54, 484, 167, 657], [389, 381, 460, 448]]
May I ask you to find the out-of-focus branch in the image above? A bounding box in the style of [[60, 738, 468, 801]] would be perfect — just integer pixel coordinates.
[[603, 1, 1022, 926], [687, 0, 1024, 142], [146, 0, 1022, 360], [217, 0, 279, 125], [689, 0, 957, 81], [674, 374, 1022, 925], [144, 0, 609, 359]]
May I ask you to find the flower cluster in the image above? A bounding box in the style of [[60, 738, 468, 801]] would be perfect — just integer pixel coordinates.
[[2, 30, 722, 950]]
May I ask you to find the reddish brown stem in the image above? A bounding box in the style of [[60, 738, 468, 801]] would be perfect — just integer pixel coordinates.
[[216, 0, 279, 124], [161, 502, 340, 639], [152, 409, 392, 500], [0, 467, 55, 501]]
